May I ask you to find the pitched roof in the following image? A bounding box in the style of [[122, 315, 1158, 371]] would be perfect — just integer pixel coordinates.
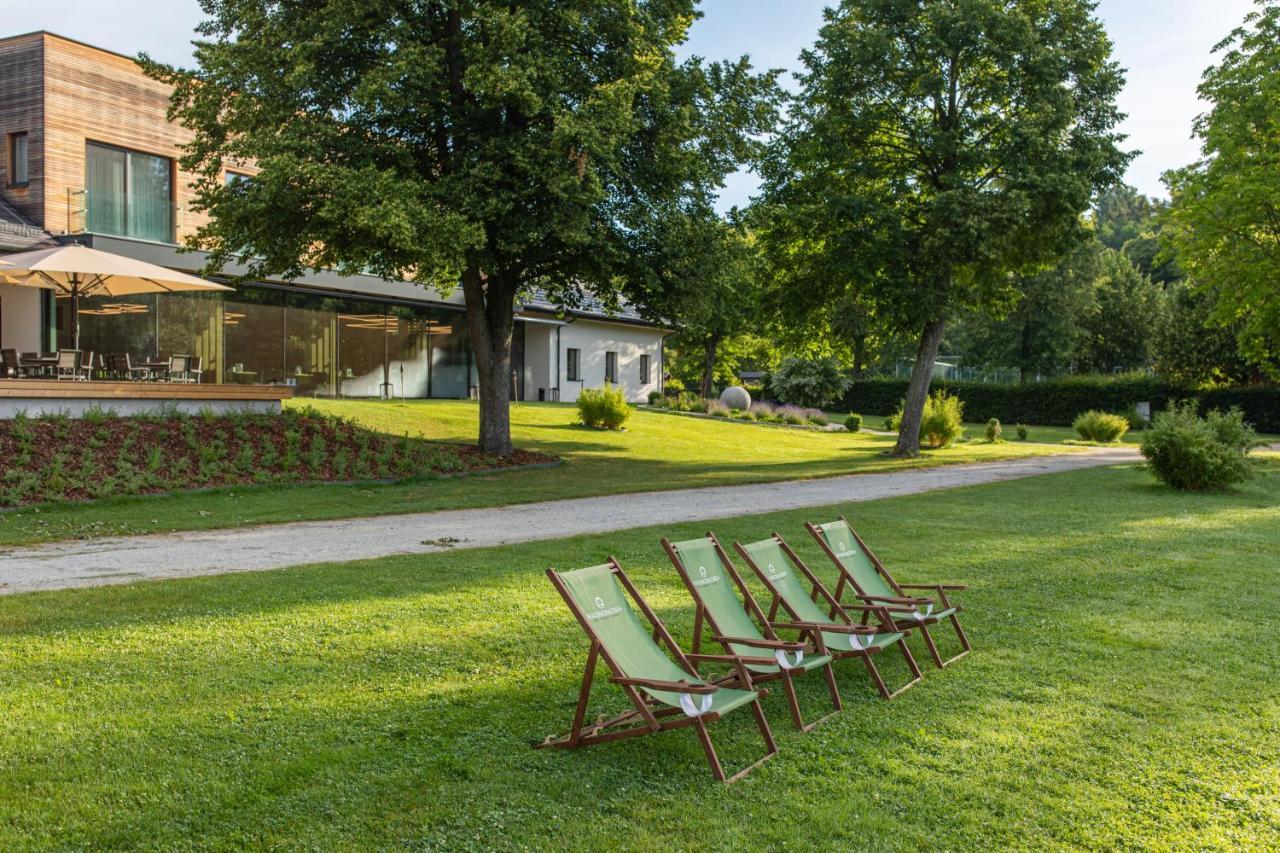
[[0, 196, 54, 252]]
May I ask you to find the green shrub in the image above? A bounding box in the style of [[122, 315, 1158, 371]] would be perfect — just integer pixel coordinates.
[[734, 409, 757, 421], [1016, 424, 1029, 441], [706, 400, 731, 418], [1072, 410, 1130, 443], [576, 385, 632, 430], [808, 412, 830, 427], [844, 413, 862, 432], [1141, 402, 1256, 491], [769, 357, 853, 408], [890, 391, 965, 447], [647, 390, 664, 407], [985, 418, 1004, 443], [922, 391, 965, 448]]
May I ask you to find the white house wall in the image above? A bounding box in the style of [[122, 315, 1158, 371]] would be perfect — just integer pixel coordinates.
[[557, 318, 663, 404], [0, 285, 41, 353]]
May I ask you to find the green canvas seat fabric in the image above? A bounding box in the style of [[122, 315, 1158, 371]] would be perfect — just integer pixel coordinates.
[[556, 563, 757, 716], [737, 538, 902, 653], [670, 537, 833, 675]]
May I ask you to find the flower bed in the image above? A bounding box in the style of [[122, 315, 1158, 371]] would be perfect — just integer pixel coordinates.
[[0, 407, 556, 507]]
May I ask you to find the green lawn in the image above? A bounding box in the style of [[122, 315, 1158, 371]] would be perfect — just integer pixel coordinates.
[[0, 400, 1073, 547], [2, 460, 1277, 849]]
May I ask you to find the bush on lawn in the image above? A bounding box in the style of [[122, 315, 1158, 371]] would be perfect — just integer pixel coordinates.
[[986, 418, 1004, 443], [1016, 424, 1029, 441], [706, 400, 731, 418], [1073, 410, 1130, 443], [646, 390, 664, 406], [577, 385, 631, 430], [845, 413, 863, 432], [889, 390, 966, 448], [769, 357, 852, 408], [1141, 402, 1257, 491]]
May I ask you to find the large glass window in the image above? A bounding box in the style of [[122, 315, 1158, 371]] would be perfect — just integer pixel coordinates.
[[86, 142, 173, 243], [159, 292, 223, 383], [8, 132, 28, 186], [224, 288, 285, 385], [566, 348, 580, 382], [429, 314, 470, 398], [67, 294, 157, 362], [284, 291, 338, 397]]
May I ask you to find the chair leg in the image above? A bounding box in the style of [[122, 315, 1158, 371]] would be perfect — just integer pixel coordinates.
[[862, 653, 892, 700], [952, 613, 972, 653], [822, 661, 843, 713], [918, 623, 947, 669], [694, 717, 728, 782], [861, 645, 922, 701]]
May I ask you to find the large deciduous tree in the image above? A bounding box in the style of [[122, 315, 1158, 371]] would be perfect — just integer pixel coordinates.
[[147, 1, 779, 454], [1165, 1, 1280, 378], [759, 0, 1130, 456]]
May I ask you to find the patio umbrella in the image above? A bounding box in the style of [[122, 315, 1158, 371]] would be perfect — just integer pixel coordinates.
[[0, 244, 232, 351]]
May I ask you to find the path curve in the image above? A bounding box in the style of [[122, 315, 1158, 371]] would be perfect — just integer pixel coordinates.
[[0, 447, 1140, 595]]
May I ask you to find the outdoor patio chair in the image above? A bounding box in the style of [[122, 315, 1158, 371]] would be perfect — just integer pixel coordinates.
[[54, 350, 85, 380], [1, 348, 23, 378], [735, 534, 923, 700], [538, 558, 778, 784], [166, 355, 190, 383], [79, 350, 96, 380], [808, 517, 971, 668], [663, 533, 842, 732], [187, 355, 203, 384]]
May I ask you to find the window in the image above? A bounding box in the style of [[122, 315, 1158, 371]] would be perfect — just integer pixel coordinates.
[[8, 132, 28, 186], [85, 142, 173, 243], [566, 347, 580, 382], [605, 351, 618, 384], [639, 354, 651, 384], [225, 170, 251, 185]]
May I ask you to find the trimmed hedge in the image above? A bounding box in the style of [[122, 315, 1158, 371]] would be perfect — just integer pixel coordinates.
[[840, 377, 1280, 433]]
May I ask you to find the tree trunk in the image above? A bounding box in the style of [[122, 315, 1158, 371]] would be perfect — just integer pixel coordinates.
[[852, 334, 867, 379], [892, 318, 947, 458], [462, 267, 517, 456], [700, 335, 720, 398]]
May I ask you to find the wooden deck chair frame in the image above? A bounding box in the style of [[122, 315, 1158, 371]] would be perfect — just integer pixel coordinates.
[[537, 558, 778, 784], [662, 532, 843, 733], [807, 515, 971, 668], [734, 534, 923, 700]]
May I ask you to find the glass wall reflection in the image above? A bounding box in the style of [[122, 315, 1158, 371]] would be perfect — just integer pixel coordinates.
[[66, 284, 490, 398]]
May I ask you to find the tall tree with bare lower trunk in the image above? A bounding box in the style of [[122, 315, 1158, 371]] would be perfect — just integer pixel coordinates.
[[146, 1, 779, 455], [758, 0, 1130, 456]]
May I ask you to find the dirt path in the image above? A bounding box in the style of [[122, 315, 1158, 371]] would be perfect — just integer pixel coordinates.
[[0, 447, 1141, 595]]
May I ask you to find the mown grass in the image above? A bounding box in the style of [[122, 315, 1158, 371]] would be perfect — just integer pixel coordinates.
[[0, 400, 1072, 547], [2, 460, 1277, 849]]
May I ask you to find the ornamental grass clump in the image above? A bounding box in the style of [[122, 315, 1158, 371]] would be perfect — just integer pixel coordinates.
[[985, 418, 1004, 443], [706, 400, 731, 418], [1073, 410, 1130, 443], [576, 384, 632, 430], [890, 390, 965, 448], [1141, 402, 1257, 491]]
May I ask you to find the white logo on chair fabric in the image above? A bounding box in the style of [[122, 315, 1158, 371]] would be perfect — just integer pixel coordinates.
[[692, 565, 720, 587], [586, 595, 622, 621]]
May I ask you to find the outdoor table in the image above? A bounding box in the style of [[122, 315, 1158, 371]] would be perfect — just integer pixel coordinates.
[[19, 354, 57, 377], [141, 360, 171, 381]]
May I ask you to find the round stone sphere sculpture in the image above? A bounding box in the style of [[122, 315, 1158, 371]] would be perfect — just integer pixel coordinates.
[[719, 386, 752, 411]]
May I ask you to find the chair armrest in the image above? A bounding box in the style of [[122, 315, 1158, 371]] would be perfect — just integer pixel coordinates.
[[770, 620, 876, 635], [687, 652, 775, 666], [610, 676, 716, 694], [860, 593, 933, 605], [711, 635, 805, 652]]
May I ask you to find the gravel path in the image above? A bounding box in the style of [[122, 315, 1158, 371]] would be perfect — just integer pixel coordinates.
[[0, 447, 1141, 595]]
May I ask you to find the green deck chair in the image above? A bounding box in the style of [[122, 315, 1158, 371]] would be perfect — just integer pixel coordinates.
[[538, 558, 778, 784], [734, 534, 923, 700], [808, 516, 971, 668], [663, 533, 842, 732]]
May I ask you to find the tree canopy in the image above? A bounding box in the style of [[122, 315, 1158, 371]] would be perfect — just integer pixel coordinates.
[[147, 0, 780, 453], [1164, 1, 1280, 378], [758, 0, 1130, 455]]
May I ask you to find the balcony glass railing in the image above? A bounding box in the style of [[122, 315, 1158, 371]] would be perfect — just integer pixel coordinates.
[[80, 187, 176, 244]]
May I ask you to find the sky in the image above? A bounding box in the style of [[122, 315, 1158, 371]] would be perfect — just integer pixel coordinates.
[[5, 0, 1259, 208]]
